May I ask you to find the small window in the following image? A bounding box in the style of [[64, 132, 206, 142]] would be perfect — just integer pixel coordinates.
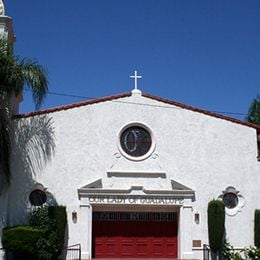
[[218, 186, 245, 216], [223, 192, 238, 209], [29, 189, 47, 206], [120, 126, 152, 157], [118, 123, 156, 161]]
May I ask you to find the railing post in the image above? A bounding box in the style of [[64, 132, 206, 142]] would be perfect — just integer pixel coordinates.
[[203, 244, 210, 260]]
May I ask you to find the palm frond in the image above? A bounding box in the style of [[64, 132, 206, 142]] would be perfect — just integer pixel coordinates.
[[20, 59, 48, 109], [0, 38, 48, 109], [0, 37, 48, 193], [0, 39, 22, 96], [0, 38, 49, 192]]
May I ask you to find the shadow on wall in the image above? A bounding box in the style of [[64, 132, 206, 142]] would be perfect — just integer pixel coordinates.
[[13, 115, 55, 175], [8, 114, 56, 225]]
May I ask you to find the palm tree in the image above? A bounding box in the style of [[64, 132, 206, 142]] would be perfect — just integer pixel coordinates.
[[0, 38, 48, 192]]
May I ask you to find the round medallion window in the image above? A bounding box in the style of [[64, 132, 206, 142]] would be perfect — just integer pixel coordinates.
[[29, 189, 47, 206], [119, 124, 154, 160], [223, 192, 238, 209]]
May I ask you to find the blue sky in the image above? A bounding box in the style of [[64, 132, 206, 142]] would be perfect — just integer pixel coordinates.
[[5, 0, 260, 120]]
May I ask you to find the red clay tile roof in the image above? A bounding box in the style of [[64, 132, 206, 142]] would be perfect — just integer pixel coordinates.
[[14, 92, 260, 131], [142, 93, 260, 131], [14, 93, 131, 119]]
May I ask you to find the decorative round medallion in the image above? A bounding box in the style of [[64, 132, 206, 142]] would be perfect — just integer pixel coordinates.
[[29, 189, 47, 206], [223, 192, 238, 209], [118, 123, 155, 161], [218, 186, 245, 216]]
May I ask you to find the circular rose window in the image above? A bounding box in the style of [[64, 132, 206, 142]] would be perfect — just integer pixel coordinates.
[[119, 124, 155, 160], [223, 192, 238, 209]]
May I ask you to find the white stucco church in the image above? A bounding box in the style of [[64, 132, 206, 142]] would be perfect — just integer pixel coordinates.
[[1, 3, 260, 260]]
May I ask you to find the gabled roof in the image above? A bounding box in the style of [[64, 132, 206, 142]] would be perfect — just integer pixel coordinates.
[[14, 93, 131, 118], [142, 93, 260, 131], [14, 92, 260, 131]]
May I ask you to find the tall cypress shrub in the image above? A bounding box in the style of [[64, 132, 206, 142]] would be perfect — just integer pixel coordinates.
[[48, 206, 67, 258], [208, 200, 225, 254], [255, 210, 260, 247]]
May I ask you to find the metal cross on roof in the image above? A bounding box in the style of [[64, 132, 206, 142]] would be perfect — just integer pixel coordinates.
[[130, 70, 142, 90]]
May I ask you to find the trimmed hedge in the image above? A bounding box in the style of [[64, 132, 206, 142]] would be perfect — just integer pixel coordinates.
[[2, 225, 44, 256], [2, 206, 67, 260], [207, 200, 225, 253], [255, 210, 260, 247], [48, 206, 67, 257]]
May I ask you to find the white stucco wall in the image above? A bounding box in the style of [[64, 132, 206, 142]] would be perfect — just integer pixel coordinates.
[[2, 92, 260, 259]]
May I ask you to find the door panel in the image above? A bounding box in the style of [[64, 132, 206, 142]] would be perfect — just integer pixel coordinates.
[[92, 212, 178, 258]]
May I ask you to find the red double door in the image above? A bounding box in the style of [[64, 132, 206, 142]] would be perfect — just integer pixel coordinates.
[[92, 213, 178, 258]]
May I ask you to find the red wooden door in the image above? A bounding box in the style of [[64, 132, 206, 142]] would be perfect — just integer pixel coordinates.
[[92, 212, 178, 258]]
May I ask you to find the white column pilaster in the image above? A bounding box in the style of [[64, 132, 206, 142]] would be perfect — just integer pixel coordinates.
[[80, 204, 92, 260], [179, 202, 193, 259]]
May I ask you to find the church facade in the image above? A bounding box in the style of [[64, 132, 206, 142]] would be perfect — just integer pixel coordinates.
[[1, 4, 260, 260], [1, 89, 259, 259]]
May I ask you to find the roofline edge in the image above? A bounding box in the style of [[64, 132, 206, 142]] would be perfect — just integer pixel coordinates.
[[13, 91, 260, 131], [142, 93, 260, 131]]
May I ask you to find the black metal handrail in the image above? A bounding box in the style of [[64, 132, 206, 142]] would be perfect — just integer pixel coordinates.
[[203, 244, 210, 260], [61, 243, 81, 260], [202, 244, 246, 260]]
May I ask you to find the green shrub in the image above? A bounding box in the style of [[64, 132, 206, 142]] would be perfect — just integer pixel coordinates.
[[29, 206, 67, 259], [35, 232, 58, 260], [2, 225, 44, 256], [207, 200, 225, 253], [28, 206, 59, 259], [29, 206, 49, 230], [220, 240, 243, 260], [2, 206, 67, 260], [244, 246, 260, 259], [48, 206, 67, 257], [255, 209, 260, 247]]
